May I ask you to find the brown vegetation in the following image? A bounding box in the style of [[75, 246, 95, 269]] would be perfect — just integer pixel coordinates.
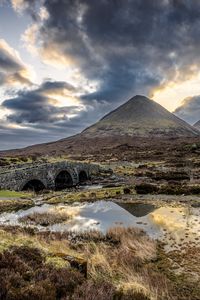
[[0, 135, 200, 163], [135, 170, 190, 181], [0, 246, 85, 300], [0, 225, 174, 300], [19, 211, 72, 226], [0, 199, 34, 213], [135, 182, 200, 195], [135, 183, 159, 194], [0, 224, 199, 299]]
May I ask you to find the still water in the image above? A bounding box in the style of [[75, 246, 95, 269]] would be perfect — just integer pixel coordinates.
[[0, 200, 199, 251]]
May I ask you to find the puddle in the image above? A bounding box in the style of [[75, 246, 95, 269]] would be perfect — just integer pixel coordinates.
[[0, 201, 160, 236], [118, 202, 156, 217], [0, 201, 199, 251], [150, 206, 200, 251]]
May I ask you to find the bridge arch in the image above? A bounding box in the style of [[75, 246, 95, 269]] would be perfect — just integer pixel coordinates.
[[21, 179, 46, 192], [78, 170, 88, 183], [55, 170, 73, 190]]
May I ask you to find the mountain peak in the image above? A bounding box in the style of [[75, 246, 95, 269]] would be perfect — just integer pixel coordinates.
[[128, 94, 150, 101], [82, 95, 199, 137], [100, 95, 153, 122]]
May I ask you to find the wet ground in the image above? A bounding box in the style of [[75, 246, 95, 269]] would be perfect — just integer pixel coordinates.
[[0, 200, 199, 252]]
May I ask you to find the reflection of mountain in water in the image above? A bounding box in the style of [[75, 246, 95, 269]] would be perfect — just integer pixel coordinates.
[[118, 202, 156, 217]]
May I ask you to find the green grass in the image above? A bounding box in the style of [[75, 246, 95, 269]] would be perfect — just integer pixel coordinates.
[[0, 190, 31, 198], [46, 186, 131, 204]]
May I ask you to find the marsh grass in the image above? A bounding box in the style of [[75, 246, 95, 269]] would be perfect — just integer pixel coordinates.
[[0, 199, 34, 213], [0, 225, 193, 299], [46, 186, 125, 204], [64, 227, 171, 299], [82, 227, 165, 298], [19, 210, 72, 226]]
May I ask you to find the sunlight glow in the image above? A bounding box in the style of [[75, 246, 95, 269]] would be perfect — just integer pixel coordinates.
[[151, 72, 200, 112]]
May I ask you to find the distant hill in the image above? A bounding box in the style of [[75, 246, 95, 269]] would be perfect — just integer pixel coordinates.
[[194, 120, 200, 130], [0, 95, 199, 157], [82, 95, 200, 137]]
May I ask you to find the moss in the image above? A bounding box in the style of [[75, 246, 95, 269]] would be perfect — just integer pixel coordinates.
[[46, 187, 126, 204], [0, 190, 32, 198], [45, 256, 70, 268], [113, 165, 136, 176]]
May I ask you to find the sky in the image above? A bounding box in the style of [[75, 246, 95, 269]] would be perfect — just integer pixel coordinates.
[[0, 0, 200, 150]]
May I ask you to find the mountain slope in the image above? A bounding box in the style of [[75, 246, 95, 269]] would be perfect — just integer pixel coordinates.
[[0, 95, 199, 157], [194, 120, 200, 130], [82, 95, 199, 137]]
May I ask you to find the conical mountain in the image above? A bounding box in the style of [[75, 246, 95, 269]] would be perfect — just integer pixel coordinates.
[[0, 95, 199, 157], [194, 120, 200, 130], [82, 95, 199, 137]]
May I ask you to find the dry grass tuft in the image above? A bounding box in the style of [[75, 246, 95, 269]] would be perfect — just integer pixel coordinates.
[[19, 210, 72, 226], [0, 225, 179, 299], [0, 199, 34, 213], [70, 227, 171, 299]]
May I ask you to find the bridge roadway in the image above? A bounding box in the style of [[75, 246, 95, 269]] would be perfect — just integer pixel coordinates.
[[0, 161, 100, 191]]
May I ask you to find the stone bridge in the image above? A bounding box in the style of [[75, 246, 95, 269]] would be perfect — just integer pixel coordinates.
[[0, 161, 100, 191]]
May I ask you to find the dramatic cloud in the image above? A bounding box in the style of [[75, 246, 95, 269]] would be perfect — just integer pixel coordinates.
[[2, 80, 82, 124], [0, 98, 109, 150], [0, 80, 110, 149], [0, 39, 32, 86], [11, 0, 39, 19], [23, 0, 200, 106], [2, 0, 200, 149], [174, 96, 200, 124], [1, 79, 110, 146]]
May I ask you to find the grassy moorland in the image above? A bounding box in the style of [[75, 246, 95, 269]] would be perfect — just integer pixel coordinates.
[[0, 139, 200, 299], [0, 226, 175, 300], [0, 223, 199, 300]]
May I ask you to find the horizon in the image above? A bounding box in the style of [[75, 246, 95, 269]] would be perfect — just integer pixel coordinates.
[[1, 94, 199, 152], [1, 0, 200, 150]]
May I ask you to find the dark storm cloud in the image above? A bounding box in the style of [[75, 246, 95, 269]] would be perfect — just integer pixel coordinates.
[[0, 93, 109, 150], [39, 80, 76, 93], [174, 96, 200, 124], [3, 0, 200, 150], [2, 80, 80, 124], [1, 74, 110, 149], [32, 0, 200, 104]]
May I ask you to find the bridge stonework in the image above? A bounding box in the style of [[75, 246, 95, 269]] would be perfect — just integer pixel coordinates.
[[0, 161, 100, 191]]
